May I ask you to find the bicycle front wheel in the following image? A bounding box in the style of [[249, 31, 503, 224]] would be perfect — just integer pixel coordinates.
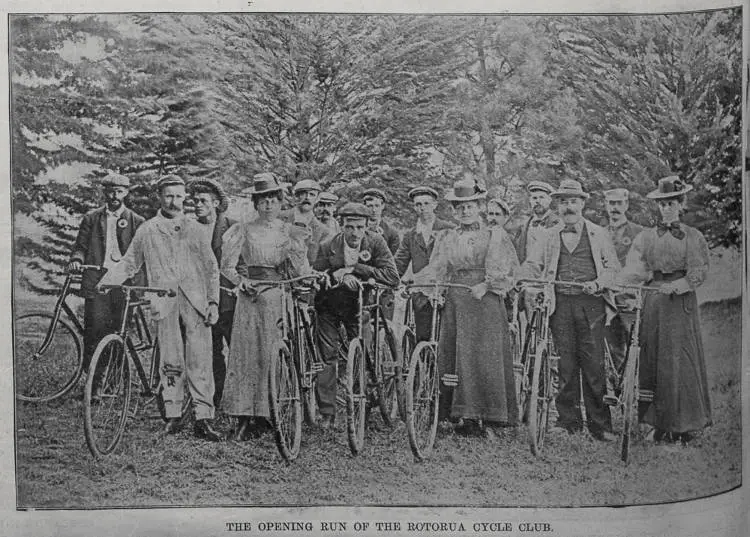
[[269, 344, 302, 462], [346, 338, 367, 455], [620, 347, 639, 464], [405, 342, 439, 461], [84, 334, 132, 457], [15, 312, 83, 403], [377, 325, 401, 427], [397, 327, 416, 422], [528, 342, 552, 456]]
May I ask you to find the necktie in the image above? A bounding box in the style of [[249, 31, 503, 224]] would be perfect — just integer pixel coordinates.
[[561, 224, 578, 234], [459, 222, 481, 232], [656, 222, 685, 240]]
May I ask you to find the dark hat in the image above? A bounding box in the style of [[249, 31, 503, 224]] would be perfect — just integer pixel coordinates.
[[362, 188, 387, 202], [488, 197, 511, 215], [293, 179, 322, 194], [187, 178, 229, 213], [99, 173, 131, 188], [317, 191, 339, 204], [526, 181, 554, 195], [445, 178, 487, 202], [407, 186, 439, 200], [646, 176, 693, 200], [551, 179, 590, 199], [604, 188, 630, 202], [244, 172, 288, 196], [156, 174, 185, 191], [337, 202, 373, 219]]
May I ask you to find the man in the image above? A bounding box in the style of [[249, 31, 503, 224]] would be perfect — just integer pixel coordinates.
[[362, 188, 400, 254], [513, 181, 561, 264], [315, 191, 341, 235], [487, 196, 511, 230], [522, 179, 620, 441], [603, 187, 645, 391], [68, 173, 145, 372], [187, 178, 236, 410], [313, 202, 399, 429], [394, 186, 454, 341], [281, 179, 333, 264], [98, 175, 222, 442]]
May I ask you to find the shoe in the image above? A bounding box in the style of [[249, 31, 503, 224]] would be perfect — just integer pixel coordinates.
[[164, 418, 182, 435], [319, 415, 335, 431], [249, 417, 274, 438], [232, 417, 251, 442], [591, 430, 617, 442], [194, 419, 223, 442]]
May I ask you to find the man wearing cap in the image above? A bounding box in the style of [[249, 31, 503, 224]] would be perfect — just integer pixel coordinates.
[[362, 188, 401, 255], [602, 188, 644, 384], [98, 174, 222, 442], [313, 202, 399, 429], [187, 178, 236, 410], [394, 186, 454, 341], [486, 197, 511, 231], [68, 173, 146, 372], [315, 191, 341, 235], [521, 179, 620, 441], [281, 179, 333, 264], [512, 181, 561, 264]]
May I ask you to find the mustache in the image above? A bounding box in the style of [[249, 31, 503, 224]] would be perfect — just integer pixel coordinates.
[[563, 209, 576, 215]]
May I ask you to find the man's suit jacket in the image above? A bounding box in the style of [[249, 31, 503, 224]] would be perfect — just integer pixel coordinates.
[[394, 218, 455, 277], [522, 218, 621, 319], [606, 219, 645, 267], [313, 230, 399, 312], [512, 211, 562, 264], [211, 213, 237, 314], [371, 219, 401, 255], [70, 206, 145, 297], [280, 209, 334, 264]]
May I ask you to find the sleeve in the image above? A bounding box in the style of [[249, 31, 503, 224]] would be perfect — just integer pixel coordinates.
[[220, 223, 244, 286], [388, 230, 401, 255], [97, 228, 145, 287], [313, 238, 332, 272], [351, 236, 399, 286], [412, 229, 451, 285], [203, 235, 220, 305], [617, 230, 652, 285], [70, 213, 93, 263], [393, 233, 412, 277], [485, 229, 520, 294], [685, 228, 710, 289], [280, 223, 312, 277]]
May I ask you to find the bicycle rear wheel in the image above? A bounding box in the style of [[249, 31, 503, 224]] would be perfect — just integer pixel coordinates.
[[84, 334, 132, 457], [398, 327, 416, 421], [377, 325, 401, 426], [405, 342, 439, 461], [346, 338, 366, 455], [269, 344, 302, 462], [15, 312, 83, 403], [528, 342, 552, 457], [620, 348, 639, 463]]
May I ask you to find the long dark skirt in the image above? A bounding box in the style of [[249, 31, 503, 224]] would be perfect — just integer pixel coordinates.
[[638, 290, 711, 434], [438, 288, 518, 424]]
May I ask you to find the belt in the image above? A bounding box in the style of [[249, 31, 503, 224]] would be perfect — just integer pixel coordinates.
[[651, 270, 686, 282], [451, 268, 485, 285], [245, 265, 283, 280]]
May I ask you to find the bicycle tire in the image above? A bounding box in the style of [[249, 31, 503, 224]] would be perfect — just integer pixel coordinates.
[[620, 347, 639, 464], [528, 342, 551, 457], [405, 341, 439, 461], [295, 316, 319, 426], [509, 319, 524, 420], [269, 344, 302, 462], [517, 316, 537, 424], [398, 327, 416, 421], [84, 334, 132, 457], [15, 312, 83, 403], [377, 325, 401, 426], [346, 338, 367, 455]]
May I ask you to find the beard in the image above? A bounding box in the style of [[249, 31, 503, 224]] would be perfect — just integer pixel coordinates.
[[532, 204, 547, 216], [107, 198, 123, 211]]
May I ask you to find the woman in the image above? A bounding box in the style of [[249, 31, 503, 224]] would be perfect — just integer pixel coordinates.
[[618, 175, 711, 445], [220, 172, 310, 441], [414, 177, 520, 435]]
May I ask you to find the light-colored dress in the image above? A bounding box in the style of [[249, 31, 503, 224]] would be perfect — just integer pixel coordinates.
[[220, 218, 310, 418], [619, 223, 711, 434], [415, 224, 520, 424]]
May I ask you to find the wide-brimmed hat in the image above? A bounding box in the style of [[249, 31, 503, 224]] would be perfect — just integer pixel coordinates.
[[646, 176, 693, 200], [156, 174, 185, 191], [526, 181, 554, 195], [445, 178, 487, 202], [362, 188, 387, 202], [604, 188, 629, 202], [187, 178, 229, 213], [317, 191, 339, 204], [488, 197, 511, 215], [551, 179, 590, 199], [99, 173, 131, 188], [407, 186, 439, 200], [337, 202, 373, 219], [243, 172, 288, 196], [293, 179, 322, 194]]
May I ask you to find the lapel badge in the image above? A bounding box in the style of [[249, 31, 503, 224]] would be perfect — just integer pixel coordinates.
[[117, 218, 128, 229], [358, 250, 371, 262]]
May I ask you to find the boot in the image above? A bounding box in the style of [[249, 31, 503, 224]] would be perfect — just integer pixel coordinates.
[[194, 419, 222, 442]]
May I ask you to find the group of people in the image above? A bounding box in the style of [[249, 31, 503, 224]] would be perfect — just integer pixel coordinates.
[[69, 169, 712, 448]]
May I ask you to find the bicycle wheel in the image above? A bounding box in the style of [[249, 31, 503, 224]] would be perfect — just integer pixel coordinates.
[[405, 342, 439, 461], [345, 338, 366, 455], [620, 346, 639, 463], [15, 312, 83, 403], [517, 317, 537, 423], [377, 325, 401, 426], [509, 319, 524, 419], [398, 327, 416, 421], [84, 334, 132, 457], [269, 344, 302, 462], [295, 320, 319, 426], [528, 341, 552, 457]]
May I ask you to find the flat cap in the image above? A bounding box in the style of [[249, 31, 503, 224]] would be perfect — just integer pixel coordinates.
[[604, 188, 629, 202], [526, 181, 554, 195], [156, 174, 185, 191], [317, 191, 339, 204], [293, 179, 322, 194], [99, 173, 131, 188], [407, 186, 440, 200], [187, 178, 229, 213], [337, 202, 373, 219], [362, 188, 387, 202]]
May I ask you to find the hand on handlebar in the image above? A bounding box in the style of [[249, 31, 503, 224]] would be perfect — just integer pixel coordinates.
[[470, 282, 488, 301], [581, 281, 600, 295], [341, 273, 360, 291], [68, 261, 82, 273]]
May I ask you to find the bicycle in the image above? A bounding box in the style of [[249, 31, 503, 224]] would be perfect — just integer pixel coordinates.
[[507, 290, 525, 421], [344, 278, 400, 455], [15, 264, 101, 402], [242, 274, 326, 462], [83, 283, 178, 457], [401, 282, 473, 461]]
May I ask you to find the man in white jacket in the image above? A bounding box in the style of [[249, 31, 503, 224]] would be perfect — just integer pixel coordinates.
[[98, 175, 222, 441]]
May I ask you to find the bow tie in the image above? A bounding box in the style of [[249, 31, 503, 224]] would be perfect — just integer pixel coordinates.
[[459, 222, 481, 232], [656, 221, 685, 239], [530, 219, 544, 228], [561, 224, 578, 234]]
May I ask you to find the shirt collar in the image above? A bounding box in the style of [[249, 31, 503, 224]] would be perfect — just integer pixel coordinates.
[[530, 210, 551, 225], [107, 205, 126, 218], [608, 217, 628, 230]]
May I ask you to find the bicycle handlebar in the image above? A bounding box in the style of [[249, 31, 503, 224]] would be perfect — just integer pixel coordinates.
[[515, 278, 588, 288], [404, 282, 474, 292], [98, 284, 177, 297], [69, 264, 104, 274]]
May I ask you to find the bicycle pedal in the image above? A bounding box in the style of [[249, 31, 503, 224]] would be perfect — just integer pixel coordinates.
[[638, 389, 654, 402], [441, 373, 459, 387]]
